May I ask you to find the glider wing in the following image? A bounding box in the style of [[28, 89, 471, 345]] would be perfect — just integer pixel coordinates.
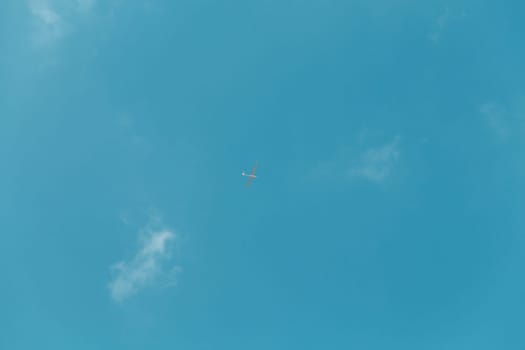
[[250, 161, 258, 176]]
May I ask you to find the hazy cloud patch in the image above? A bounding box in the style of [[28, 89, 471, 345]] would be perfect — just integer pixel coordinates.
[[27, 0, 97, 47], [480, 102, 510, 140], [29, 0, 64, 46], [75, 0, 96, 13], [430, 6, 467, 44], [480, 97, 525, 142], [116, 114, 151, 154], [349, 136, 401, 183]]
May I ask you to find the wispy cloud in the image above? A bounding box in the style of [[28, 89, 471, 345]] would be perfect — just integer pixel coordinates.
[[349, 136, 401, 183], [109, 215, 181, 302], [480, 102, 510, 140], [309, 134, 401, 185], [479, 97, 525, 142], [27, 0, 97, 47], [430, 6, 467, 44], [29, 0, 64, 45]]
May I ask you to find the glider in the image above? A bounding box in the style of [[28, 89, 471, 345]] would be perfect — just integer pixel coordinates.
[[242, 161, 258, 187]]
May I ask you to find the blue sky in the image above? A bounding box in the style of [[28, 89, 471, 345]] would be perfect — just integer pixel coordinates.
[[2, 0, 525, 349]]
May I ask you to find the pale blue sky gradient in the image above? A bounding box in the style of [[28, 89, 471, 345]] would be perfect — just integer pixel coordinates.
[[2, 1, 525, 349]]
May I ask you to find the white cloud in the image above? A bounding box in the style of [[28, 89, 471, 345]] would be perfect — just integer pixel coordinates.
[[29, 0, 64, 45], [109, 216, 181, 302], [349, 136, 401, 183]]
